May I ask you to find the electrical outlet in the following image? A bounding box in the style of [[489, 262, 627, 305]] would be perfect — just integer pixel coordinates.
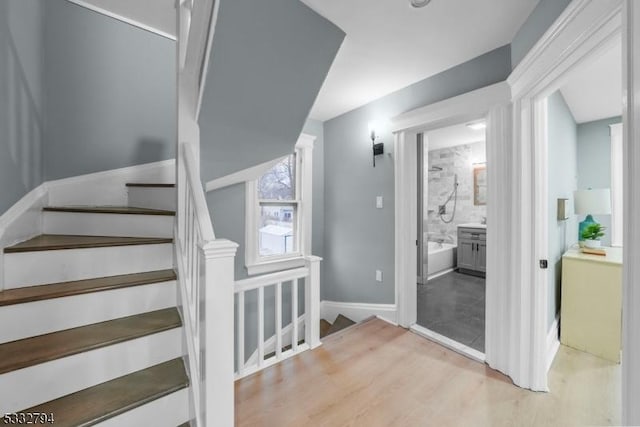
[[376, 196, 383, 209], [376, 270, 383, 282]]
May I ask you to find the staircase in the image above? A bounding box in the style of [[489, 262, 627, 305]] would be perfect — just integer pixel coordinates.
[[320, 314, 356, 338], [0, 183, 192, 426]]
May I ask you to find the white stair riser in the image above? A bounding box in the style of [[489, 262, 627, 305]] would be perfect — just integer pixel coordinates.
[[0, 281, 177, 344], [0, 328, 184, 414], [4, 244, 173, 288], [128, 187, 176, 211], [94, 388, 190, 427], [43, 212, 174, 238]]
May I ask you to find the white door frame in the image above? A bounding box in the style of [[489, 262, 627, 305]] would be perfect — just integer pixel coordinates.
[[508, 0, 625, 392], [622, 1, 640, 424], [391, 82, 516, 377]]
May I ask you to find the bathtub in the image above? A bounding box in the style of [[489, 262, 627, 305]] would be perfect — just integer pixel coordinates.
[[426, 242, 457, 280]]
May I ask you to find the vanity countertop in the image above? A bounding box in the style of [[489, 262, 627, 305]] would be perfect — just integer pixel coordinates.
[[457, 223, 487, 229]]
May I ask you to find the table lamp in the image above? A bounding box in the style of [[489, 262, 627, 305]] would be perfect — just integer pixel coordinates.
[[574, 189, 612, 241]]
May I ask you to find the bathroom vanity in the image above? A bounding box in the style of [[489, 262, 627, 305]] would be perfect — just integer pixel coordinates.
[[457, 224, 486, 276]]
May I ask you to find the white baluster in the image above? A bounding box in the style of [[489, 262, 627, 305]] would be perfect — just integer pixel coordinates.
[[237, 291, 245, 376], [292, 279, 298, 352], [275, 282, 282, 358], [258, 286, 264, 366]]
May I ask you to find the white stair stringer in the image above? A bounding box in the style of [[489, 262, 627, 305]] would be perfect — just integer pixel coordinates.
[[128, 187, 176, 211], [0, 327, 183, 414], [0, 281, 177, 344], [43, 211, 174, 238], [4, 243, 173, 288], [93, 388, 190, 427]]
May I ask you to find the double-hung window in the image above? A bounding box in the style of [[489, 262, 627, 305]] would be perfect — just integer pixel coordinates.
[[245, 135, 314, 275]]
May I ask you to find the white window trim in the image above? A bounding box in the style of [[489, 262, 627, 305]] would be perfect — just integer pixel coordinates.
[[610, 123, 623, 247], [245, 133, 315, 275]]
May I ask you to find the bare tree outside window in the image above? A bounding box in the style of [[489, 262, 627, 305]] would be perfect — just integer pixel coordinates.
[[258, 155, 296, 200]]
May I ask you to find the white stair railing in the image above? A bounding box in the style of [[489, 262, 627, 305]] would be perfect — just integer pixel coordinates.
[[176, 142, 238, 427], [234, 256, 322, 379]]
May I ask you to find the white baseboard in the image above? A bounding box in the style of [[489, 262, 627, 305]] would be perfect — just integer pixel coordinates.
[[47, 159, 175, 207], [546, 315, 561, 372], [64, 0, 176, 41], [320, 300, 397, 325]]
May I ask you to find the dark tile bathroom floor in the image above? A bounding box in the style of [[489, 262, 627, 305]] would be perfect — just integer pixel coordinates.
[[417, 271, 485, 353]]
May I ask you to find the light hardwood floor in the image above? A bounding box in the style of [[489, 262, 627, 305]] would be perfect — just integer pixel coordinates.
[[235, 318, 620, 427]]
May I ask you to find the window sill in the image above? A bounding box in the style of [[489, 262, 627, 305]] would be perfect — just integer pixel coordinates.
[[246, 257, 306, 276]]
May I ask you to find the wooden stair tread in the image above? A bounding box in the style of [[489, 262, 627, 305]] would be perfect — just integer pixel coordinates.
[[320, 319, 332, 338], [125, 183, 175, 188], [4, 234, 173, 253], [0, 270, 176, 307], [43, 206, 175, 216], [0, 308, 181, 375], [22, 358, 188, 427], [326, 314, 356, 336]]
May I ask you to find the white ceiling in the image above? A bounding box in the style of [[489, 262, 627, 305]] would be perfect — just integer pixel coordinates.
[[301, 0, 539, 121], [72, 0, 176, 39], [426, 122, 485, 151], [559, 39, 622, 124]]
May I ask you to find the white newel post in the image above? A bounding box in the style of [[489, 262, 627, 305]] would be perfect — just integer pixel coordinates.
[[202, 239, 238, 427], [305, 256, 322, 349]]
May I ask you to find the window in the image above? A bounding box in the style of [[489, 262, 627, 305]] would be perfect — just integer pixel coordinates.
[[245, 135, 315, 275], [610, 123, 623, 247], [257, 154, 298, 257]]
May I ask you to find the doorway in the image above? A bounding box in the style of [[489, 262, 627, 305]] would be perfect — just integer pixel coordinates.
[[416, 122, 487, 355]]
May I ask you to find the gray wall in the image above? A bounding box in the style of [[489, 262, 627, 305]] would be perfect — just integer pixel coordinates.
[[511, 0, 572, 69], [0, 0, 45, 213], [198, 0, 344, 183], [547, 91, 578, 328], [322, 45, 511, 304], [43, 0, 176, 180], [577, 116, 622, 247]]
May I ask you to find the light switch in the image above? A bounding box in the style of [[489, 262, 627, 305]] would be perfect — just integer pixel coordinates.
[[376, 196, 383, 209], [376, 270, 383, 282]]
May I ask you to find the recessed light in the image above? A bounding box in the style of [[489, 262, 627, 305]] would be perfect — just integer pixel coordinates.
[[466, 121, 486, 131], [410, 0, 431, 8]]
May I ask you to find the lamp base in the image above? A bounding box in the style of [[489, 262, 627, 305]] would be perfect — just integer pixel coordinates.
[[578, 214, 597, 242]]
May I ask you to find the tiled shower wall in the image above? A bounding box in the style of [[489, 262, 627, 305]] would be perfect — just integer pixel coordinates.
[[424, 141, 487, 245]]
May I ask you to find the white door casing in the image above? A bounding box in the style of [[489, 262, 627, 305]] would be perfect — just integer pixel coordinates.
[[622, 1, 640, 424], [508, 0, 624, 392], [391, 82, 515, 379]]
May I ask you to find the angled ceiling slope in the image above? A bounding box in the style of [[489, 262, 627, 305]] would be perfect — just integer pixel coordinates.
[[559, 39, 622, 124], [302, 0, 539, 121], [67, 0, 176, 39]]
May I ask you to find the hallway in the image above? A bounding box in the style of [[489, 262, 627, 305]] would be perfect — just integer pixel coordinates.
[[235, 318, 620, 426]]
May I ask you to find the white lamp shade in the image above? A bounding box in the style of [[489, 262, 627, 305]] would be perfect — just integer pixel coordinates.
[[574, 189, 612, 215]]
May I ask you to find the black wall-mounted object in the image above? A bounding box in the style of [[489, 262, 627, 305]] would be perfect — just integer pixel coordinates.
[[372, 142, 384, 167]]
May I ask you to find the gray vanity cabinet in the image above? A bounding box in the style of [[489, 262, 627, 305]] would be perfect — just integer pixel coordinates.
[[457, 227, 486, 276]]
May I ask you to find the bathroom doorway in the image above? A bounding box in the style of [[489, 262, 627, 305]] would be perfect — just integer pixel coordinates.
[[416, 121, 487, 356]]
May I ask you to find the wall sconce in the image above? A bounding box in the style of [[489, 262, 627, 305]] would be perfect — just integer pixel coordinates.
[[369, 122, 384, 167]]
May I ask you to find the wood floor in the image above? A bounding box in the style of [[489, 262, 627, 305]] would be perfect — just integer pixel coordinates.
[[235, 318, 620, 427]]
